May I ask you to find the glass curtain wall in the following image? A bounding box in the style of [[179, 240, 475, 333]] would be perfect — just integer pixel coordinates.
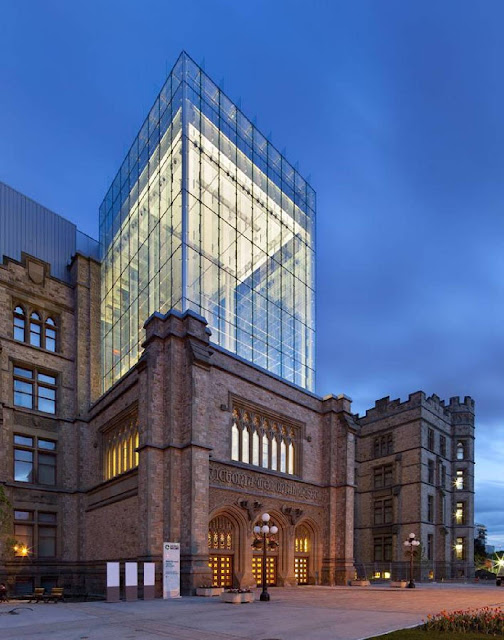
[[100, 52, 316, 392]]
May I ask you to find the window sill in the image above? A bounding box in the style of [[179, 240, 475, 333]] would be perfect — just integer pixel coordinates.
[[11, 405, 57, 418], [13, 339, 59, 356]]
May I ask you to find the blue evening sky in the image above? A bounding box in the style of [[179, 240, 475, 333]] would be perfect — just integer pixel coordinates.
[[1, 0, 503, 547]]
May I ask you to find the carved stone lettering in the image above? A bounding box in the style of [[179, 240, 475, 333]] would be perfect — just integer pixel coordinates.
[[209, 462, 323, 504]]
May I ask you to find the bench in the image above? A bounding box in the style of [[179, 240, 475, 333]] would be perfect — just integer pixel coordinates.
[[27, 588, 45, 603], [44, 587, 65, 603]]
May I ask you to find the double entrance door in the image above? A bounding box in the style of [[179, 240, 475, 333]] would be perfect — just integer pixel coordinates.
[[209, 554, 233, 587], [209, 554, 278, 587], [252, 555, 277, 586], [210, 554, 309, 587], [294, 556, 309, 585]]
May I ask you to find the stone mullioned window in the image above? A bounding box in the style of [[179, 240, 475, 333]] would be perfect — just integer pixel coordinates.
[[102, 414, 139, 481], [13, 305, 57, 352], [230, 404, 299, 476]]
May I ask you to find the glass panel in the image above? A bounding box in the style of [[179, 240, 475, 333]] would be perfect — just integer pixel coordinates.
[[38, 454, 56, 485], [231, 422, 239, 460], [38, 512, 57, 523], [38, 396, 56, 414], [242, 428, 249, 464], [252, 431, 260, 466], [38, 373, 56, 385], [271, 439, 278, 471], [38, 526, 56, 557], [38, 439, 56, 450], [14, 367, 33, 378], [14, 435, 33, 446], [14, 453, 33, 482], [14, 511, 32, 520], [14, 524, 33, 552]]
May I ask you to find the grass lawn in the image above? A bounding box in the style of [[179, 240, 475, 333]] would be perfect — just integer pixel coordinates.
[[369, 629, 498, 640]]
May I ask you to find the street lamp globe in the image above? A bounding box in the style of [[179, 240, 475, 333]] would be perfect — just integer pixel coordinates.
[[261, 525, 270, 534], [262, 513, 271, 522], [253, 525, 261, 534], [270, 525, 278, 535]]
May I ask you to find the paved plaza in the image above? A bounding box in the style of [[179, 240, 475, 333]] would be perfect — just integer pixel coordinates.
[[1, 584, 503, 640]]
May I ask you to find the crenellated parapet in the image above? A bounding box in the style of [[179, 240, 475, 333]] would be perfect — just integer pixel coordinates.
[[357, 391, 475, 426]]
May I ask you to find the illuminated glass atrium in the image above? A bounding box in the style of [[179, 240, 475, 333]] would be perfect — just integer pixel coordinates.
[[100, 52, 315, 392]]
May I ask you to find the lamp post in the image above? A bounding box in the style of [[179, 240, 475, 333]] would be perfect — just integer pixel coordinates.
[[253, 513, 278, 601], [403, 533, 420, 588]]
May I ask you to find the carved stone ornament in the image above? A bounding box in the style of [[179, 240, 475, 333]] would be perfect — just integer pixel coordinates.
[[27, 259, 45, 285], [237, 498, 263, 522], [281, 504, 304, 525]]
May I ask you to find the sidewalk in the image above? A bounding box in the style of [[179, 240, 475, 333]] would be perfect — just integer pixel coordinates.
[[1, 583, 503, 640]]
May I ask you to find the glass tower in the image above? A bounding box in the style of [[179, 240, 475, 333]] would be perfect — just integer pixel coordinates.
[[100, 52, 315, 392]]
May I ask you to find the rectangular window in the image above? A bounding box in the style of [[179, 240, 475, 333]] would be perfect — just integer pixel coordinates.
[[428, 428, 435, 452], [13, 367, 57, 414], [441, 464, 446, 488], [373, 434, 393, 458], [455, 537, 465, 560], [428, 459, 435, 484], [428, 495, 434, 522], [374, 498, 393, 525], [38, 513, 57, 557], [373, 536, 392, 562], [455, 469, 465, 490], [374, 464, 393, 489], [455, 501, 465, 524], [14, 435, 56, 486], [440, 435, 446, 457], [14, 510, 33, 555], [13, 510, 57, 558], [427, 534, 433, 561]]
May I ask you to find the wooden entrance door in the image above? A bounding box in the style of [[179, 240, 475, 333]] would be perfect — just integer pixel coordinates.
[[294, 556, 309, 584], [252, 555, 277, 586], [209, 554, 233, 587]]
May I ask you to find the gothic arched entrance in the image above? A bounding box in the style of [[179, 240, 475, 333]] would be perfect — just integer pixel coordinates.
[[208, 515, 235, 587], [294, 524, 311, 585]]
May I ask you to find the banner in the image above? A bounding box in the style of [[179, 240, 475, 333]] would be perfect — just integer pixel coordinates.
[[163, 542, 180, 598]]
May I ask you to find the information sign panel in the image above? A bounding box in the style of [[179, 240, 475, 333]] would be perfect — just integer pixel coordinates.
[[163, 542, 180, 598]]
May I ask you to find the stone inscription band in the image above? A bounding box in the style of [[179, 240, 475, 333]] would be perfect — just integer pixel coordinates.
[[209, 465, 322, 503]]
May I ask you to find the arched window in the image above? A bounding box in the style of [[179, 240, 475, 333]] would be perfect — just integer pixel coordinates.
[[30, 312, 42, 347], [252, 431, 260, 466], [242, 427, 250, 464], [280, 440, 287, 473], [231, 405, 299, 476], [231, 421, 239, 460], [295, 525, 310, 553], [103, 416, 140, 481], [13, 306, 26, 342], [208, 515, 234, 550], [456, 441, 465, 461], [45, 317, 56, 352], [288, 442, 295, 475]]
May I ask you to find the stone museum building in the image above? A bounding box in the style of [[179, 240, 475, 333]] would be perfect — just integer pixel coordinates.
[[0, 52, 474, 596]]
